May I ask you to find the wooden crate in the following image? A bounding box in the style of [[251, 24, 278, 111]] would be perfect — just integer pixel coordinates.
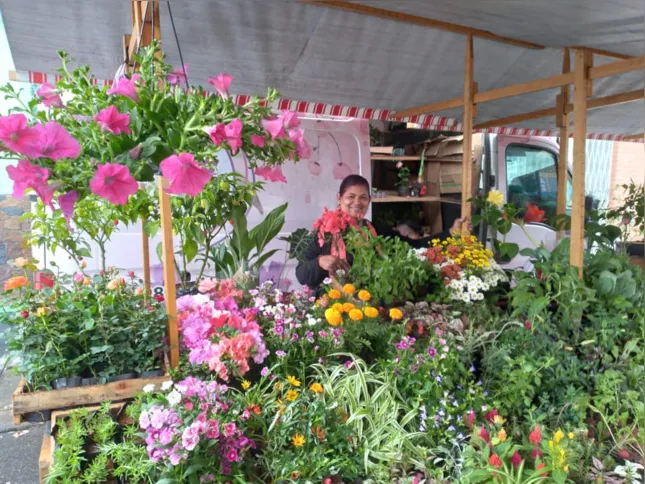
[[12, 374, 169, 424], [38, 402, 126, 483]]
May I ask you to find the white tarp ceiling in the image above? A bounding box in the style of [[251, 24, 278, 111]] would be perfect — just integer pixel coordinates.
[[0, 0, 643, 136]]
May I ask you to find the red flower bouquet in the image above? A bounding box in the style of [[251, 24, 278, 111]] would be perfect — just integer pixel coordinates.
[[311, 207, 361, 260]]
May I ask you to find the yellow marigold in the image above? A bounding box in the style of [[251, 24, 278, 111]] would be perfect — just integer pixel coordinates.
[[493, 415, 506, 425], [325, 308, 342, 326], [287, 376, 301, 387], [327, 289, 341, 300], [342, 302, 355, 313], [285, 389, 299, 402], [36, 307, 47, 317], [553, 429, 564, 445], [342, 284, 356, 295], [348, 308, 364, 321], [291, 434, 305, 447], [486, 189, 504, 207], [567, 432, 575, 439], [389, 308, 403, 320], [4, 275, 29, 291], [309, 383, 323, 394], [357, 290, 371, 302], [363, 306, 379, 318], [332, 302, 344, 313], [497, 428, 507, 442], [241, 380, 251, 390]]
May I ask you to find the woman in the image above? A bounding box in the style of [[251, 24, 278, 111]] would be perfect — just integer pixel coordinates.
[[296, 175, 465, 292]]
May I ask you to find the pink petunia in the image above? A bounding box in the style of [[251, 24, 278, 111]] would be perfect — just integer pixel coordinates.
[[167, 65, 188, 86], [288, 128, 312, 159], [251, 135, 265, 148], [207, 123, 226, 146], [89, 163, 139, 205], [281, 110, 300, 129], [26, 122, 81, 160], [160, 153, 212, 197], [107, 74, 141, 102], [224, 119, 243, 154], [208, 73, 233, 98], [0, 114, 41, 157], [254, 164, 286, 183], [58, 190, 79, 230], [36, 83, 62, 108], [6, 159, 49, 199], [94, 105, 131, 135], [261, 118, 285, 139]]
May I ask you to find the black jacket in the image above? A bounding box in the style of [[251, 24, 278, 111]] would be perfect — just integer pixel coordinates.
[[295, 221, 449, 293]]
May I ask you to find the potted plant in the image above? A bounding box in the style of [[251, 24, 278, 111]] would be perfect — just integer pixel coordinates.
[[395, 162, 411, 196]]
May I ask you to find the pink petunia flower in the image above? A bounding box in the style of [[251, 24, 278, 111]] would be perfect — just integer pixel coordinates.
[[208, 73, 233, 98], [94, 105, 131, 134], [58, 190, 79, 230], [0, 115, 44, 158], [160, 153, 212, 197], [89, 163, 139, 205], [36, 83, 62, 108], [261, 118, 285, 139], [6, 159, 49, 199], [167, 65, 188, 86], [27, 122, 81, 160], [107, 74, 141, 102], [208, 123, 226, 145], [251, 135, 265, 148], [281, 110, 300, 129], [288, 128, 312, 159], [224, 118, 243, 154], [254, 164, 286, 183]]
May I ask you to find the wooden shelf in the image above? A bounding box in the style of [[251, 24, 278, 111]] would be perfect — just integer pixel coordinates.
[[372, 195, 461, 204], [371, 155, 422, 161]]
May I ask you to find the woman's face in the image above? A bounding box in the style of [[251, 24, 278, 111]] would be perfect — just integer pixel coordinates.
[[337, 183, 370, 219]]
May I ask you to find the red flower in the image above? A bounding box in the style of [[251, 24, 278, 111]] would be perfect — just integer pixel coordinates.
[[20, 311, 29, 319], [484, 409, 499, 423], [510, 451, 523, 468], [529, 425, 542, 446], [489, 454, 503, 469], [524, 203, 545, 223], [524, 321, 532, 330], [153, 294, 165, 303], [536, 462, 547, 477], [531, 448, 544, 460], [478, 425, 490, 443], [465, 411, 476, 429], [426, 247, 446, 265], [419, 185, 427, 196]]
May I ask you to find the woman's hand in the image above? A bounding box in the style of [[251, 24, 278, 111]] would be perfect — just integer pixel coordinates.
[[318, 255, 350, 274], [450, 217, 473, 235]]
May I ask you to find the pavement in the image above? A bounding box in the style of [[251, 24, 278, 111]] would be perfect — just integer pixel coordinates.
[[0, 322, 44, 484]]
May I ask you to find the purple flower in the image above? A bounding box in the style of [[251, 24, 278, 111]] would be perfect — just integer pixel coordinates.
[[319, 330, 328, 338], [314, 345, 320, 351], [226, 448, 239, 462], [260, 367, 269, 377], [427, 347, 437, 358], [291, 333, 299, 342], [439, 338, 446, 345], [224, 422, 237, 437], [435, 375, 443, 383], [469, 364, 476, 372], [182, 425, 200, 451], [159, 428, 173, 445], [139, 410, 151, 429], [344, 361, 354, 369], [200, 475, 215, 483], [274, 325, 284, 335], [275, 350, 287, 358]]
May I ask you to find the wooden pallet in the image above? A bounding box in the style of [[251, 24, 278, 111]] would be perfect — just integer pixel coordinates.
[[38, 402, 126, 483], [12, 374, 169, 424]]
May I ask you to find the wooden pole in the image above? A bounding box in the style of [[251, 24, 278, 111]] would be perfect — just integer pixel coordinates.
[[570, 50, 589, 278], [158, 176, 179, 369], [141, 216, 151, 296], [556, 49, 570, 220], [461, 34, 475, 220]]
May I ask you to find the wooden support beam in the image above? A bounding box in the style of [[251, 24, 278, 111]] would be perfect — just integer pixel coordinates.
[[126, 1, 161, 66], [589, 56, 645, 79], [141, 216, 151, 297], [623, 133, 644, 140], [569, 46, 634, 60], [472, 88, 644, 130], [158, 176, 179, 369], [461, 35, 475, 220], [570, 50, 589, 278], [557, 49, 570, 219], [300, 0, 544, 50]]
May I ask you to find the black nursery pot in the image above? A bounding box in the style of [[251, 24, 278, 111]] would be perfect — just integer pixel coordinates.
[[138, 369, 164, 378], [81, 377, 102, 387], [107, 373, 137, 383], [53, 376, 82, 389]]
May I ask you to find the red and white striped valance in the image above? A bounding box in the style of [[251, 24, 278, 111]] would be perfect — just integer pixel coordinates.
[[8, 70, 642, 142]]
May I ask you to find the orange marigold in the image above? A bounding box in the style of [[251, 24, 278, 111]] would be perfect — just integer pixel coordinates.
[[357, 290, 371, 301], [389, 308, 403, 320], [348, 308, 364, 321], [342, 284, 356, 295], [327, 289, 341, 300], [4, 275, 29, 292]]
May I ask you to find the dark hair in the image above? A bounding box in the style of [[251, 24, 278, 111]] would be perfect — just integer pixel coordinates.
[[339, 174, 370, 196]]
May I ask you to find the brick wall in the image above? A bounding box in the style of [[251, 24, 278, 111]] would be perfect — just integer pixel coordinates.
[[0, 195, 31, 284]]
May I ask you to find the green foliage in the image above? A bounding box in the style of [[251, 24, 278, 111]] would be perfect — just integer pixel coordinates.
[[606, 180, 644, 237], [279, 227, 314, 263]]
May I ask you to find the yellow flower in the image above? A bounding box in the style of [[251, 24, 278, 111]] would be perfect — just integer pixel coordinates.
[[309, 383, 323, 394], [325, 308, 342, 326], [342, 302, 355, 313], [332, 302, 345, 313], [291, 434, 305, 447], [327, 289, 341, 300], [241, 380, 251, 390], [273, 382, 283, 392], [363, 306, 379, 318], [285, 389, 299, 402], [553, 429, 564, 445], [287, 376, 301, 387], [348, 308, 364, 321], [82, 277, 91, 286], [486, 190, 504, 207], [342, 284, 356, 295], [567, 432, 575, 439], [357, 290, 371, 302], [497, 428, 507, 442], [36, 307, 47, 317], [13, 257, 29, 268], [389, 308, 403, 320], [563, 465, 569, 473], [493, 415, 506, 425]]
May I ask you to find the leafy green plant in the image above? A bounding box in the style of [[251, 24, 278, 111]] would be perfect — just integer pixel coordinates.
[[606, 181, 644, 238], [279, 227, 314, 263]]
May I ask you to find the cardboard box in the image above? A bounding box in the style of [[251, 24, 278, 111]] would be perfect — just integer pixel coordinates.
[[440, 164, 463, 194]]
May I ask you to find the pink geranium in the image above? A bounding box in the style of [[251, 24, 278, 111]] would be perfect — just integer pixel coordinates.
[[58, 190, 79, 229], [208, 73, 233, 98], [160, 153, 212, 197], [27, 122, 81, 160], [224, 119, 243, 154], [94, 105, 131, 134], [36, 83, 63, 108], [0, 114, 41, 157], [251, 135, 265, 148], [261, 118, 285, 139], [89, 163, 139, 205], [167, 65, 188, 86], [254, 164, 286, 183], [107, 74, 141, 102]]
